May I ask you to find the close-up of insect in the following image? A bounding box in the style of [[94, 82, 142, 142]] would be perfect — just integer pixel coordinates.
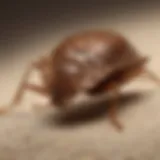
[[2, 0, 160, 159], [1, 30, 160, 131]]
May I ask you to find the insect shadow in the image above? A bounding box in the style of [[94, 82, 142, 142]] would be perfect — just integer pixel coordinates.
[[44, 91, 149, 128]]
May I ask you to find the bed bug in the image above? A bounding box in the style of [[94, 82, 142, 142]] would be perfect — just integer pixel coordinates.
[[1, 29, 159, 131]]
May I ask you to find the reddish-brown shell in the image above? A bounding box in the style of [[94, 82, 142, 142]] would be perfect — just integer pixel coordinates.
[[51, 30, 147, 106]]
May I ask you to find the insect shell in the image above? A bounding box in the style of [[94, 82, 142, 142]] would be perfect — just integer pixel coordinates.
[[51, 30, 149, 107]]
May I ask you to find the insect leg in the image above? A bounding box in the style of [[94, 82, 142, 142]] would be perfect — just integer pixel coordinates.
[[32, 55, 53, 86], [105, 83, 123, 131], [0, 56, 52, 114], [143, 69, 160, 85], [11, 56, 53, 105], [108, 90, 123, 131]]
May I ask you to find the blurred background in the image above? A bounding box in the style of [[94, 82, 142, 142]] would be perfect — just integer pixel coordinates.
[[0, 0, 160, 160], [1, 0, 160, 60]]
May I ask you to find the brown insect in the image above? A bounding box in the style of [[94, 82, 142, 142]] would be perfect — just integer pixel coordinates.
[[1, 29, 159, 131]]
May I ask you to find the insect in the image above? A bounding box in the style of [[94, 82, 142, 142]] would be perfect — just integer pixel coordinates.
[[1, 29, 159, 131]]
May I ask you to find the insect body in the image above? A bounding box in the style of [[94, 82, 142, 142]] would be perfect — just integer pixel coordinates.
[[1, 30, 159, 131]]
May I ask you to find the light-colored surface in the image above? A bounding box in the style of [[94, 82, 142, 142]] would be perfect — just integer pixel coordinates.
[[1, 4, 160, 160]]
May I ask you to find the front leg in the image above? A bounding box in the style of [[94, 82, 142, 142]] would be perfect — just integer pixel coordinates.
[[0, 56, 53, 114], [0, 83, 50, 114]]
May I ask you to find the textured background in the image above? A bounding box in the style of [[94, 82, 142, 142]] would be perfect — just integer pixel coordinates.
[[1, 1, 160, 160]]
